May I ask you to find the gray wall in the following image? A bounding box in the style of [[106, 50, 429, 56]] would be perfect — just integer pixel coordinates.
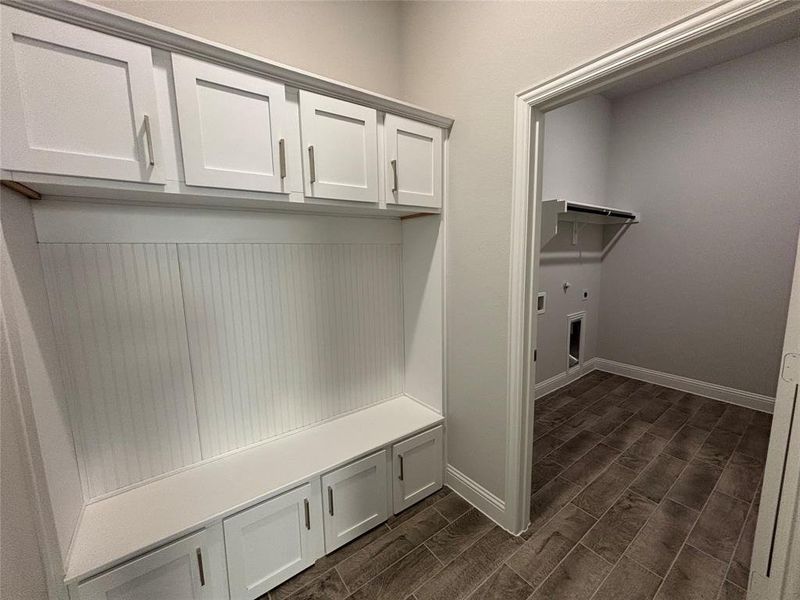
[[95, 0, 403, 98], [538, 96, 611, 383], [599, 38, 800, 397]]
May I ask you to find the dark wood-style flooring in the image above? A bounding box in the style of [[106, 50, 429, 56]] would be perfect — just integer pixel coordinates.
[[267, 371, 771, 600]]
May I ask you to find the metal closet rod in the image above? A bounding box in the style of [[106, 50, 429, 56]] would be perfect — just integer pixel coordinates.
[[567, 204, 636, 219]]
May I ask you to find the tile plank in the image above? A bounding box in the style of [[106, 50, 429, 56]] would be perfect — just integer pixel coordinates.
[[648, 408, 689, 441], [664, 425, 709, 461], [716, 452, 762, 503], [426, 508, 494, 565], [415, 527, 522, 600], [465, 565, 532, 600], [507, 504, 595, 589], [604, 418, 651, 452], [347, 546, 441, 600], [629, 453, 686, 503], [727, 503, 758, 589], [617, 434, 668, 473], [571, 462, 637, 518], [529, 544, 611, 600], [561, 443, 621, 488], [688, 400, 727, 431], [592, 556, 662, 600], [667, 458, 722, 511], [548, 430, 605, 468], [687, 492, 749, 563], [434, 493, 472, 522], [655, 545, 726, 600], [696, 429, 740, 468], [524, 476, 581, 539], [626, 499, 698, 576], [531, 456, 564, 494], [583, 490, 657, 563]]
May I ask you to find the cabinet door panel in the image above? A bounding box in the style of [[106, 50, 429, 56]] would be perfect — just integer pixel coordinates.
[[393, 426, 443, 513], [299, 91, 378, 202], [385, 115, 442, 209], [172, 54, 289, 192], [322, 451, 388, 552], [77, 527, 226, 600], [0, 6, 164, 183], [224, 483, 321, 600]]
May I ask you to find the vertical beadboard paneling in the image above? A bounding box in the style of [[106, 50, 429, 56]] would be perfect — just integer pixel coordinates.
[[40, 243, 201, 499], [178, 243, 404, 457]]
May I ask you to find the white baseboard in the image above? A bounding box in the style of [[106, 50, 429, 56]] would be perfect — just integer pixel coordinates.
[[534, 357, 598, 398], [593, 358, 775, 414], [445, 465, 508, 529]]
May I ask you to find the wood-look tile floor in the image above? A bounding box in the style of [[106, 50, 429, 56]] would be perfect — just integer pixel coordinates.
[[267, 371, 771, 600]]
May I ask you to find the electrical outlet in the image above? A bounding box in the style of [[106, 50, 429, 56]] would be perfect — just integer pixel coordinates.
[[582, 289, 589, 301]]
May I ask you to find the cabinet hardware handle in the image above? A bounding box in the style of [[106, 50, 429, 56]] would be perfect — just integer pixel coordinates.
[[328, 485, 334, 516], [399, 455, 404, 481], [308, 146, 316, 183], [196, 548, 205, 586], [391, 159, 398, 193], [279, 138, 287, 179], [767, 383, 798, 576], [143, 115, 155, 167], [304, 498, 311, 530]]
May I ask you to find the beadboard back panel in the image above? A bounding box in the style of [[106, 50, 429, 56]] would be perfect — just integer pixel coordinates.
[[40, 239, 404, 498], [40, 243, 201, 499], [178, 243, 404, 457]]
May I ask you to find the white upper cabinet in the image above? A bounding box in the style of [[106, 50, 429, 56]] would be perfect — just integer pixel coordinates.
[[223, 483, 322, 600], [384, 115, 443, 209], [0, 6, 164, 183], [322, 450, 388, 552], [299, 91, 379, 203], [172, 54, 290, 192], [392, 426, 443, 514], [76, 527, 227, 600]]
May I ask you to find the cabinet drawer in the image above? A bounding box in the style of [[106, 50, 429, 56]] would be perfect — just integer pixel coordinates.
[[392, 426, 443, 514], [322, 450, 388, 552], [1, 6, 164, 184], [223, 483, 322, 600]]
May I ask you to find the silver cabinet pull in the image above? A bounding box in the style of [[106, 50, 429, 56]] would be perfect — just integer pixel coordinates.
[[279, 138, 286, 179], [143, 115, 155, 167], [308, 146, 316, 183], [196, 548, 205, 586], [399, 455, 404, 481], [304, 498, 310, 530], [391, 159, 398, 193], [328, 485, 334, 516]]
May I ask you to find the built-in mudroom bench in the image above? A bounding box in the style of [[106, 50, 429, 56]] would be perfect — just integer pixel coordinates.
[[0, 2, 452, 599], [70, 398, 443, 599]]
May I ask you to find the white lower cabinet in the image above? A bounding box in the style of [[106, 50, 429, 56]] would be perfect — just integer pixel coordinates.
[[223, 482, 323, 600], [322, 450, 388, 552], [76, 525, 228, 600], [392, 426, 443, 514]]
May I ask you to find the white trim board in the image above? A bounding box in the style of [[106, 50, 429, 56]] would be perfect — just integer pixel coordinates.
[[444, 465, 507, 529], [534, 358, 597, 398], [594, 359, 775, 414]]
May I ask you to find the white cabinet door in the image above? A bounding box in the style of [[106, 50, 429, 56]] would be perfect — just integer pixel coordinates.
[[0, 6, 164, 183], [392, 426, 443, 514], [384, 115, 443, 209], [172, 54, 290, 192], [322, 451, 388, 552], [77, 526, 228, 600], [299, 91, 378, 203], [223, 483, 322, 600]]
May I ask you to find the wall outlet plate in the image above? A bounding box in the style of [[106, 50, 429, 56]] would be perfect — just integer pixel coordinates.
[[582, 289, 589, 301]]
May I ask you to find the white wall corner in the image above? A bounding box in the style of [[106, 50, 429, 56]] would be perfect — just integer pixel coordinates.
[[593, 358, 775, 413], [444, 465, 508, 530]]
